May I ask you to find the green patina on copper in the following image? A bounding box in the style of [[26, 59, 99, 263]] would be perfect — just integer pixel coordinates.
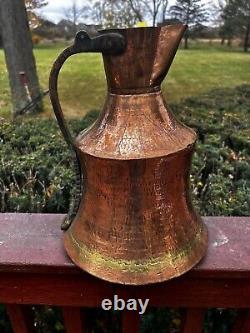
[[69, 224, 206, 274]]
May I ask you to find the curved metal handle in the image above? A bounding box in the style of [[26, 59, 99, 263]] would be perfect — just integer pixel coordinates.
[[49, 30, 126, 230], [49, 30, 126, 147]]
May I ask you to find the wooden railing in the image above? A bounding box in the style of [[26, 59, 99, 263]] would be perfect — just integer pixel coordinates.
[[0, 214, 250, 332]]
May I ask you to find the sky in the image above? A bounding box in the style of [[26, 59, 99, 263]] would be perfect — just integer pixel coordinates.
[[37, 0, 72, 23], [38, 0, 217, 24]]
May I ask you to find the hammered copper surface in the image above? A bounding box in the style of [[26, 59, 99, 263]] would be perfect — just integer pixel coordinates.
[[58, 24, 208, 284]]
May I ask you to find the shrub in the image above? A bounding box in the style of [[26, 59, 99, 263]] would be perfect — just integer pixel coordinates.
[[0, 87, 249, 217], [0, 111, 99, 214], [173, 84, 250, 216], [0, 85, 249, 333]]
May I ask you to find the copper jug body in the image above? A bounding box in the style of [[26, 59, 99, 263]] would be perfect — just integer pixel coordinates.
[[49, 25, 208, 285]]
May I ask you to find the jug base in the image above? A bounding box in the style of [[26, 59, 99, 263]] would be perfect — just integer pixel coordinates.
[[63, 223, 208, 285]]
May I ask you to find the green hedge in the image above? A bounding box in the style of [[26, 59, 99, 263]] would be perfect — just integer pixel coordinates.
[[0, 85, 249, 333], [0, 111, 99, 214], [0, 86, 249, 216]]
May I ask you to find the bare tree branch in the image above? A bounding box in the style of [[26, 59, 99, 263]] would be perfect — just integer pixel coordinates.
[[62, 0, 89, 34], [128, 0, 144, 21]]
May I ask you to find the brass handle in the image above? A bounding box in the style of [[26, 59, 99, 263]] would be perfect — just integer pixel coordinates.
[[49, 30, 126, 230]]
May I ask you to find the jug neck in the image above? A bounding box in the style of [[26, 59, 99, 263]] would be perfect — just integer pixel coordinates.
[[102, 24, 187, 94]]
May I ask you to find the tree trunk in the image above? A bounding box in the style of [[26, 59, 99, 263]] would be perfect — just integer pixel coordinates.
[[152, 0, 156, 26], [227, 38, 232, 47], [0, 0, 42, 117], [184, 35, 189, 49], [244, 24, 250, 52], [153, 14, 156, 27], [221, 38, 225, 45], [161, 2, 168, 24]]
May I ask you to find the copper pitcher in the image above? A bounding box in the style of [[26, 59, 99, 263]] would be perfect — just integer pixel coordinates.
[[49, 24, 208, 285]]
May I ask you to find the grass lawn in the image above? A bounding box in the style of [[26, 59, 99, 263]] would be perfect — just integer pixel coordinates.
[[0, 42, 250, 118]]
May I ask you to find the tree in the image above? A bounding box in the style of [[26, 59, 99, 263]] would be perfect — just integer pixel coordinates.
[[91, 1, 106, 25], [0, 0, 42, 117], [90, 0, 141, 28], [223, 0, 250, 52], [213, 0, 239, 46], [160, 0, 169, 23], [220, 16, 235, 46], [143, 0, 169, 26], [126, 0, 169, 26], [212, 0, 233, 45], [127, 0, 144, 22], [25, 0, 48, 29], [170, 0, 209, 49], [63, 0, 90, 35], [89, 0, 169, 28]]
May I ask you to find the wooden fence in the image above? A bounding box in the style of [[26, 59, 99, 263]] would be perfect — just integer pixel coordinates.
[[0, 214, 249, 332]]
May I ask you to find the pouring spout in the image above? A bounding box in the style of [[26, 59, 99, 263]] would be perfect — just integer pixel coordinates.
[[151, 24, 187, 86], [102, 24, 187, 93]]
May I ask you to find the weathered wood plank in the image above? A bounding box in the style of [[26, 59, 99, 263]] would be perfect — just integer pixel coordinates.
[[62, 306, 86, 333], [0, 214, 250, 310], [232, 310, 250, 333], [0, 214, 249, 279], [0, 272, 250, 308], [122, 310, 140, 333], [7, 304, 35, 333], [180, 308, 205, 333]]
